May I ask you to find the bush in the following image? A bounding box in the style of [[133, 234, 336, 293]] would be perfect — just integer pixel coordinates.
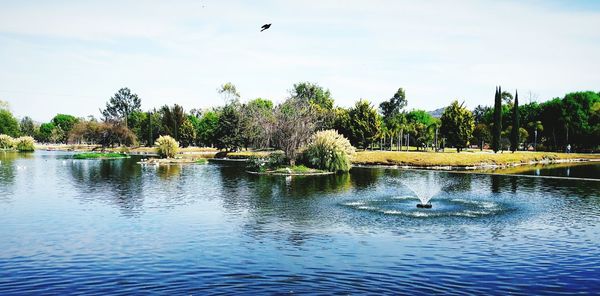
[[155, 135, 179, 158], [304, 130, 355, 172], [0, 134, 15, 150], [247, 151, 286, 172], [15, 136, 35, 152]]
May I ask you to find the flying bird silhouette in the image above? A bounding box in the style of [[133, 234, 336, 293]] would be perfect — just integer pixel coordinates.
[[260, 23, 271, 32]]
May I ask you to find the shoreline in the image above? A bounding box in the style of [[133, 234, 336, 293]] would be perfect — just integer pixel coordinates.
[[353, 157, 600, 171]]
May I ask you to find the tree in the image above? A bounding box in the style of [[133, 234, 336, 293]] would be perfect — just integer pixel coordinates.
[[272, 97, 319, 165], [333, 107, 352, 141], [501, 91, 514, 105], [218, 82, 241, 104], [126, 111, 147, 144], [348, 100, 381, 149], [243, 98, 275, 148], [291, 82, 334, 109], [215, 102, 244, 151], [510, 90, 520, 152], [379, 88, 407, 120], [473, 123, 491, 150], [440, 100, 474, 152], [160, 104, 186, 141], [492, 86, 503, 152], [19, 116, 36, 137], [197, 110, 220, 147], [37, 122, 56, 143], [51, 114, 78, 143], [179, 118, 196, 148], [473, 105, 490, 124], [406, 110, 438, 149], [101, 87, 142, 128], [0, 100, 9, 111], [0, 109, 20, 137], [291, 82, 335, 129]]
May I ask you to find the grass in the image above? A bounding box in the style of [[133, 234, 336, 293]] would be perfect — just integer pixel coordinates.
[[224, 151, 272, 159], [351, 150, 600, 167], [73, 153, 129, 159], [258, 165, 330, 175], [195, 158, 208, 164]]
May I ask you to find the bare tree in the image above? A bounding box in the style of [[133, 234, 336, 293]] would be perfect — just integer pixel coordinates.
[[272, 98, 320, 165]]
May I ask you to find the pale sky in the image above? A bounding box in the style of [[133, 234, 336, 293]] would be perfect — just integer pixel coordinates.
[[1, 0, 599, 122]]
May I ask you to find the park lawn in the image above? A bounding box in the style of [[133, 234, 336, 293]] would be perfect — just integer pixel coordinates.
[[225, 151, 272, 159], [351, 150, 600, 167]]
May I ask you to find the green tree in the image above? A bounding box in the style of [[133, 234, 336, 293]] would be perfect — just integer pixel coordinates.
[[37, 122, 56, 142], [333, 107, 352, 140], [473, 123, 491, 150], [291, 82, 335, 129], [510, 90, 520, 152], [197, 110, 220, 147], [492, 86, 503, 152], [0, 100, 9, 111], [348, 100, 381, 149], [19, 116, 36, 137], [215, 103, 243, 151], [140, 110, 163, 146], [440, 100, 474, 152], [291, 82, 334, 109], [406, 110, 438, 149], [218, 82, 241, 104], [160, 104, 185, 141], [0, 109, 20, 137], [179, 118, 196, 148], [127, 111, 147, 144], [51, 114, 78, 143], [101, 87, 142, 128], [243, 98, 275, 148], [379, 88, 407, 121]]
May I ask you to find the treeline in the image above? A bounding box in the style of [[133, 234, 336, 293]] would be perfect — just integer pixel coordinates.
[[1, 83, 599, 154], [475, 89, 600, 152]]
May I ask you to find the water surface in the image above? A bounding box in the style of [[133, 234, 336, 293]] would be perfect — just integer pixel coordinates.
[[1, 151, 599, 295]]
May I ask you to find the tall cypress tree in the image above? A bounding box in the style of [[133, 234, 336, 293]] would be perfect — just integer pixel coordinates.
[[510, 90, 520, 152], [492, 86, 502, 152]]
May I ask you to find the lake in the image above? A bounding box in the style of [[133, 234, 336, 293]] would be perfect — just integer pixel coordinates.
[[1, 151, 600, 295]]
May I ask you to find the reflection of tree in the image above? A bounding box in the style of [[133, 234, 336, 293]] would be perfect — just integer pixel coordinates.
[[0, 151, 18, 200], [216, 166, 356, 244], [490, 175, 502, 193], [157, 165, 182, 180], [68, 158, 144, 216], [348, 167, 382, 189]]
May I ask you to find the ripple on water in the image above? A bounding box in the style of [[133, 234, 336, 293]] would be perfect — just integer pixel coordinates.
[[341, 196, 507, 218]]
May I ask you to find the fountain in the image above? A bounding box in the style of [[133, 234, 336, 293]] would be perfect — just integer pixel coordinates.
[[401, 172, 445, 209]]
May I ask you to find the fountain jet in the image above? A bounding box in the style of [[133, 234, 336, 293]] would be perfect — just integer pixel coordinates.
[[402, 172, 448, 209]]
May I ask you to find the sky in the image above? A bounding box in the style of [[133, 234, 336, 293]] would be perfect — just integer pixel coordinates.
[[1, 0, 599, 122]]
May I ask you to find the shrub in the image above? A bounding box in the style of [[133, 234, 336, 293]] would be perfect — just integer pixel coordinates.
[[0, 134, 15, 150], [155, 135, 179, 158], [304, 130, 355, 172], [247, 151, 286, 172], [15, 136, 35, 152]]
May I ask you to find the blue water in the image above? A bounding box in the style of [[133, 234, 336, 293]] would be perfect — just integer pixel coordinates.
[[1, 151, 600, 295]]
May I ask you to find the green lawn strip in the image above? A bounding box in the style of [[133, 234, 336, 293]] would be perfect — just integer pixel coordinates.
[[73, 153, 129, 159]]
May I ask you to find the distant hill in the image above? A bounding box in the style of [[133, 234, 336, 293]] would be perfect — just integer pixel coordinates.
[[427, 107, 445, 118]]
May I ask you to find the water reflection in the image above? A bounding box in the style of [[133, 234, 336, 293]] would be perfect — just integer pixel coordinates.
[[0, 152, 35, 201], [156, 165, 182, 180], [68, 157, 144, 216]]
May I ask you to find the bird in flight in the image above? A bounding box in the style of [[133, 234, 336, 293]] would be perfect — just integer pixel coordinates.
[[260, 23, 271, 32]]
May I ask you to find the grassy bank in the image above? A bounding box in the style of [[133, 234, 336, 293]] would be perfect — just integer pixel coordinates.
[[351, 151, 600, 168], [73, 153, 129, 159]]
